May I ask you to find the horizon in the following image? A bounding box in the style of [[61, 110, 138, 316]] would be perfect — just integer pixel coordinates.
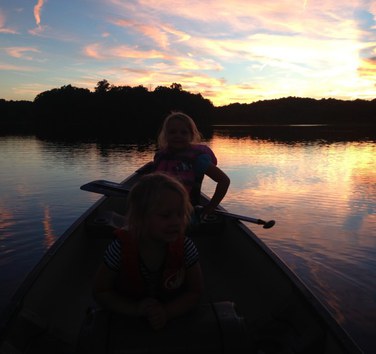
[[1, 84, 375, 107], [1, 1, 375, 106]]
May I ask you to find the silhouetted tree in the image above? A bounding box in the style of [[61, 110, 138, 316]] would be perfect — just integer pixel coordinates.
[[1, 81, 375, 138], [170, 83, 183, 91], [95, 79, 111, 93]]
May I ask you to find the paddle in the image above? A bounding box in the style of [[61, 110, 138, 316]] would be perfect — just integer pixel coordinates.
[[195, 206, 275, 229], [80, 180, 276, 229]]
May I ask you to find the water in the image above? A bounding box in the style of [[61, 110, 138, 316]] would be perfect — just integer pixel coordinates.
[[0, 127, 375, 353]]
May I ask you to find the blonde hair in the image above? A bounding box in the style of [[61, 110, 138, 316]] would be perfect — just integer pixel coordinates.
[[157, 111, 202, 149], [125, 172, 193, 238]]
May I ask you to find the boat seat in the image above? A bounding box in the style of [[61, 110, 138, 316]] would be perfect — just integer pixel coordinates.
[[77, 301, 251, 353]]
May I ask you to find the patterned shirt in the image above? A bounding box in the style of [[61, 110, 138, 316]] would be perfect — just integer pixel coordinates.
[[104, 237, 199, 273]]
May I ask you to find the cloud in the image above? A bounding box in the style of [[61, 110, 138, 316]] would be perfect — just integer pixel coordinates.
[[82, 40, 223, 74], [111, 18, 190, 49], [12, 84, 47, 96], [83, 43, 167, 60], [0, 63, 36, 72], [0, 9, 17, 34], [34, 0, 45, 26], [83, 44, 104, 60], [109, 1, 343, 33], [0, 27, 17, 34], [108, 0, 368, 41], [111, 45, 166, 59], [29, 25, 47, 36], [358, 57, 376, 79], [2, 0, 376, 104], [80, 0, 373, 105], [0, 9, 6, 27], [5, 47, 40, 60], [104, 0, 369, 69], [111, 19, 169, 48]]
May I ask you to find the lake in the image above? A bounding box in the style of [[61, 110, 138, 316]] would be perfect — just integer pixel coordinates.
[[0, 125, 375, 353]]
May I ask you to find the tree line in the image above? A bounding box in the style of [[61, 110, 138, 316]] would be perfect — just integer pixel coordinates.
[[1, 80, 375, 138]]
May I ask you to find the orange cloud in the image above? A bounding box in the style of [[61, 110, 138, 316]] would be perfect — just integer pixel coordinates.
[[358, 57, 376, 80]]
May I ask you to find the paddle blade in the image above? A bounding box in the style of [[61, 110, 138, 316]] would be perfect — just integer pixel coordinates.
[[262, 220, 275, 229]]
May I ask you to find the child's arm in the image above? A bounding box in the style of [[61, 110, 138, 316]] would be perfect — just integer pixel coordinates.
[[162, 261, 204, 322], [126, 262, 203, 331], [93, 262, 154, 317], [203, 164, 230, 215]]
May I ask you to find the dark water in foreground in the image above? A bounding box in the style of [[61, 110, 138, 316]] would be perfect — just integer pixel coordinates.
[[0, 126, 375, 352]]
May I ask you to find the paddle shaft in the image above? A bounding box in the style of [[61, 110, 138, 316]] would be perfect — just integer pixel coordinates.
[[195, 206, 275, 229], [81, 180, 275, 228], [212, 209, 275, 228]]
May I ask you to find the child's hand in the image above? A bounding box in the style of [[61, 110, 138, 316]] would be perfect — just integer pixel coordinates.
[[197, 205, 217, 222], [146, 301, 167, 330], [201, 205, 214, 217], [137, 298, 167, 330], [137, 297, 159, 316]]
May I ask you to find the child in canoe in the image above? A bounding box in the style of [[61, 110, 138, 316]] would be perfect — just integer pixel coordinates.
[[93, 172, 204, 330], [154, 111, 230, 219]]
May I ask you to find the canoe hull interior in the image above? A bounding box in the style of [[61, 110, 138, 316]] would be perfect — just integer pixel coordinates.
[[0, 169, 362, 353]]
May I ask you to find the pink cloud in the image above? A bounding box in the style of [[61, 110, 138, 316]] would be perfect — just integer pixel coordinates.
[[111, 18, 189, 49], [5, 47, 40, 60], [83, 43, 104, 59], [34, 0, 45, 26], [83, 43, 166, 60], [0, 28, 17, 34], [111, 45, 166, 59], [0, 63, 35, 72], [0, 9, 17, 34]]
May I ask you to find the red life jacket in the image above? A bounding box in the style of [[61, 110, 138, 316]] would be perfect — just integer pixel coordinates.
[[154, 144, 217, 205], [114, 229, 186, 301]]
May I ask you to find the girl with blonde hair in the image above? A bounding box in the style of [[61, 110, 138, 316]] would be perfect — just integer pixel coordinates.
[[94, 172, 203, 330], [154, 111, 230, 218]]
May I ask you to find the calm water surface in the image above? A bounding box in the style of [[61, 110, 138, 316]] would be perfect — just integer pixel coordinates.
[[0, 127, 375, 353]]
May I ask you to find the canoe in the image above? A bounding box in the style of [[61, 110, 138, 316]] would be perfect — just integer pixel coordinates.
[[0, 163, 362, 353]]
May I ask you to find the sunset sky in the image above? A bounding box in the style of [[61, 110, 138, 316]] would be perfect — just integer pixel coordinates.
[[1, 0, 375, 106]]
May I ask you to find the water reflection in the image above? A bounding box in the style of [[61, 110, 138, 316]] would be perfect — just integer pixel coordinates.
[[209, 134, 375, 241], [213, 124, 376, 143], [0, 206, 14, 233], [43, 206, 56, 249], [204, 129, 376, 347]]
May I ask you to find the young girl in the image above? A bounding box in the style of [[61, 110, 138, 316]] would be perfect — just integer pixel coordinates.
[[93, 173, 204, 330], [154, 111, 230, 218]]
